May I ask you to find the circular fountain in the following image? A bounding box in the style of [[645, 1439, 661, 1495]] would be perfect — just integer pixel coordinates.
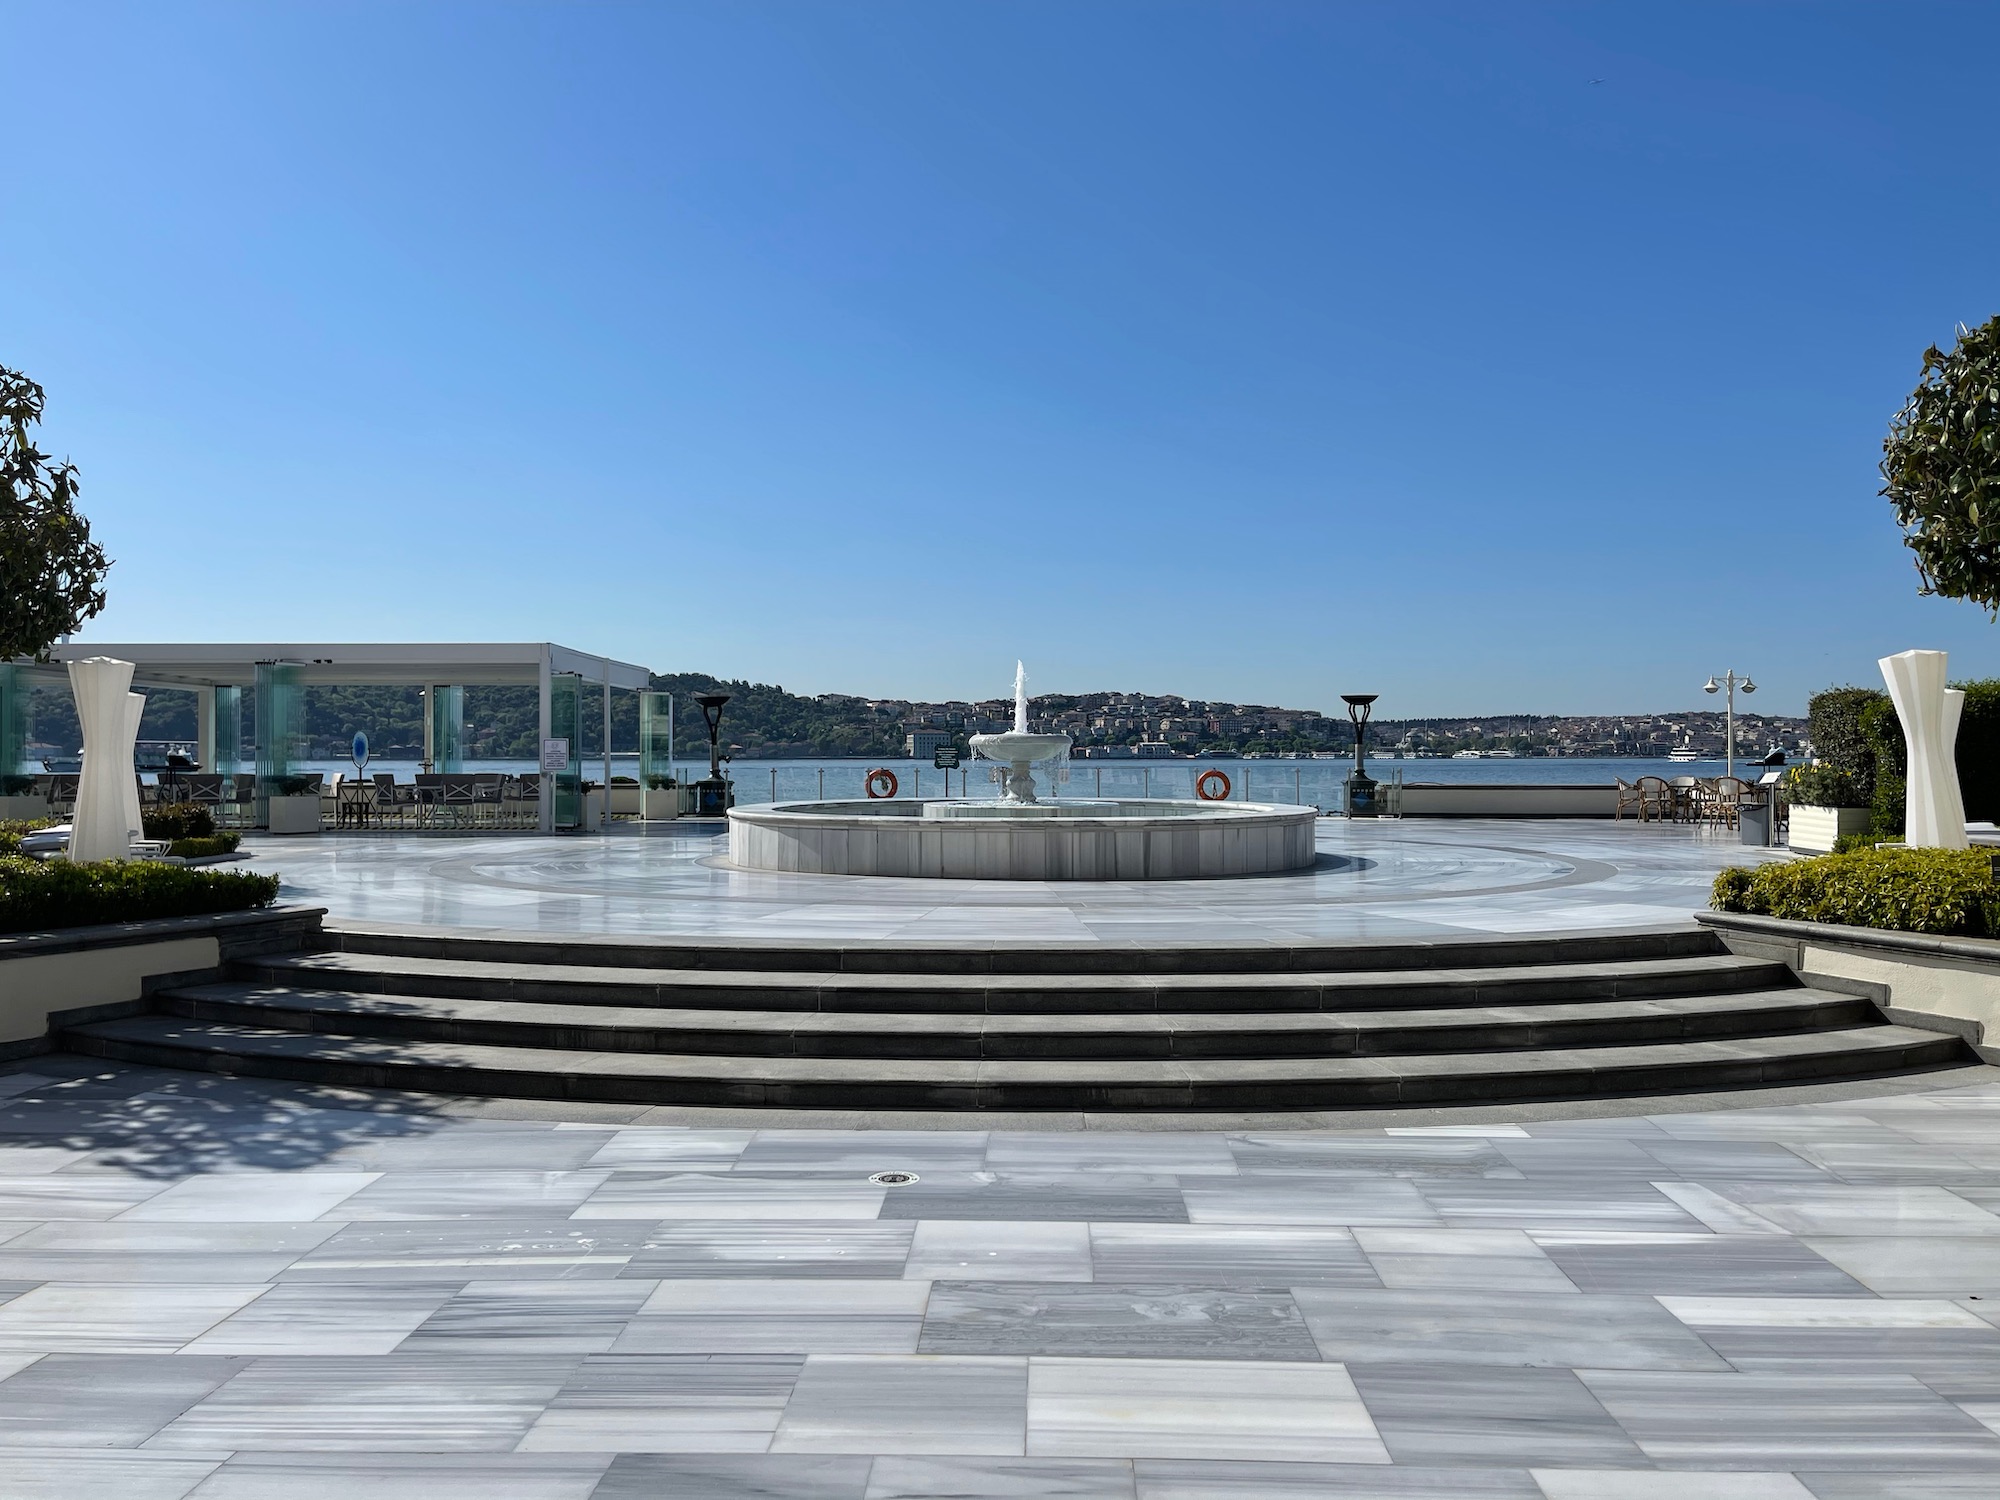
[[728, 662, 1320, 880]]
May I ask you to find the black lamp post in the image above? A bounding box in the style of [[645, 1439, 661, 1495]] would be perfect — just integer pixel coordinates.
[[693, 692, 733, 816], [1341, 693, 1379, 818]]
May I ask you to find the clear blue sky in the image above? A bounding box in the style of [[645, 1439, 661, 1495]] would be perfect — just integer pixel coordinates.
[[6, 2, 1997, 717]]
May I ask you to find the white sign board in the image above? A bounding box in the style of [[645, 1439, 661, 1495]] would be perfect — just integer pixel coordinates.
[[540, 737, 571, 773]]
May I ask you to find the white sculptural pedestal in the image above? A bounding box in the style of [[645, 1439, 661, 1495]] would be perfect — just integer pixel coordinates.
[[1879, 649, 1968, 850]]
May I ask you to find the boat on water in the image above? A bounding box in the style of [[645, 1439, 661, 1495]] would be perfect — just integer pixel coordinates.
[[1667, 746, 1705, 764], [1450, 749, 1484, 759]]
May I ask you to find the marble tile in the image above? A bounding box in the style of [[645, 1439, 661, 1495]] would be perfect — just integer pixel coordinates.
[[1532, 1474, 1812, 1499], [773, 1353, 1028, 1455], [919, 1282, 1318, 1361], [1026, 1357, 1388, 1463], [0, 1449, 226, 1499], [332, 1170, 612, 1219], [1578, 1369, 2000, 1469], [584, 1129, 756, 1168], [148, 1353, 579, 1451], [1088, 1224, 1377, 1288], [116, 1172, 381, 1222], [1661, 1297, 1994, 1328], [1535, 1236, 1870, 1296], [627, 1221, 915, 1279], [1649, 1183, 1791, 1235], [1416, 1181, 1704, 1234], [0, 1283, 269, 1352], [1131, 1461, 1540, 1497], [0, 1250, 306, 1283], [332, 1126, 620, 1172], [180, 1281, 451, 1355], [1354, 1229, 1579, 1292], [0, 1175, 171, 1220], [736, 1131, 991, 1175], [879, 1174, 1189, 1224], [1634, 1141, 1835, 1181], [282, 1218, 653, 1280], [572, 1173, 887, 1220], [0, 1145, 96, 1173], [517, 1352, 803, 1452], [184, 1452, 610, 1499], [907, 1223, 1094, 1282], [1803, 1238, 2000, 1297], [1490, 1140, 1668, 1178], [985, 1135, 1238, 1177], [8, 1220, 343, 1253], [0, 1354, 247, 1447], [1797, 1477, 2000, 1499], [863, 1456, 1137, 1498], [1291, 1288, 1729, 1370], [1346, 1362, 1647, 1467], [1710, 1186, 2000, 1237], [617, 1279, 930, 1354], [400, 1279, 658, 1353], [1181, 1179, 1438, 1227], [1224, 1136, 1522, 1179], [1787, 1143, 1992, 1182], [587, 1454, 872, 1500]]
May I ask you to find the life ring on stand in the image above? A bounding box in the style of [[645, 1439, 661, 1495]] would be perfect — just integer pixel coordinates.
[[865, 767, 899, 799], [1195, 769, 1231, 801]]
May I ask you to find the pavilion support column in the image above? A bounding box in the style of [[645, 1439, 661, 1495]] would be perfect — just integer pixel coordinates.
[[195, 686, 216, 779], [602, 656, 612, 832], [538, 648, 553, 834]]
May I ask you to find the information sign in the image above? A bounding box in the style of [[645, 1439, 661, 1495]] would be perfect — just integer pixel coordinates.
[[933, 747, 961, 770], [540, 737, 572, 773]]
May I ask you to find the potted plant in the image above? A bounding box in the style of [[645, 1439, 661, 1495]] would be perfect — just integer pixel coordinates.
[[1785, 763, 1871, 853], [264, 774, 323, 835], [642, 772, 679, 821], [0, 774, 47, 822]]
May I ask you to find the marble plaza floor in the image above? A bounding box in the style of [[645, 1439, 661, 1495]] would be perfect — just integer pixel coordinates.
[[4, 1057, 2000, 1495], [241, 817, 1786, 943]]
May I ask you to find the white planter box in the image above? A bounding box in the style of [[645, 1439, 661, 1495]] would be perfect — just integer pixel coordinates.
[[642, 787, 679, 821], [1789, 804, 1873, 854], [0, 795, 50, 822], [582, 789, 607, 829], [266, 794, 323, 835], [609, 784, 642, 816]]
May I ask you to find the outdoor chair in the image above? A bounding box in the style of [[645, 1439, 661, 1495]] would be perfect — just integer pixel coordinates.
[[372, 773, 414, 829], [47, 775, 79, 818], [223, 774, 259, 828], [1708, 776, 1751, 828], [442, 774, 477, 827], [184, 775, 225, 817], [320, 773, 344, 828], [1614, 778, 1642, 821], [413, 774, 446, 828], [470, 773, 506, 828], [1635, 776, 1675, 822], [504, 773, 541, 828]]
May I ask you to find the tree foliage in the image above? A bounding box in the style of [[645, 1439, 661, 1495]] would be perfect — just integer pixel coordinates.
[[0, 366, 109, 660], [1882, 315, 2000, 612]]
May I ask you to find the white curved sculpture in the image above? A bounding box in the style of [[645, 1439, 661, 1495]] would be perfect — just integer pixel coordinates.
[[1879, 649, 1967, 850], [66, 657, 139, 862]]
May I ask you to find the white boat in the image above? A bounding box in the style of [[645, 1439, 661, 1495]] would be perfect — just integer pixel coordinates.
[[1667, 746, 1702, 764], [1451, 750, 1484, 759]]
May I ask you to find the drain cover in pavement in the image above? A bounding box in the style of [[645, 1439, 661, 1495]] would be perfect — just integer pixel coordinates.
[[868, 1171, 920, 1186]]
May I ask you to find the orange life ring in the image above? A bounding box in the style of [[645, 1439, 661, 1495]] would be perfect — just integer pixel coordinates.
[[865, 767, 899, 799], [1195, 769, 1231, 801]]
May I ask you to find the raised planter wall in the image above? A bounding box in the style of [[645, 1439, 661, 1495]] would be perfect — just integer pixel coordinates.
[[1788, 804, 1873, 853], [266, 794, 322, 835], [1699, 909, 2000, 1062], [0, 906, 324, 1062]]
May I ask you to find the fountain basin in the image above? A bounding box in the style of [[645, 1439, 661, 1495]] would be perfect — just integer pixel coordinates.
[[727, 798, 1319, 880]]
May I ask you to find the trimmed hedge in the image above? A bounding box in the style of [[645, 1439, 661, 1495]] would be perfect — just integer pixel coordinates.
[[167, 833, 241, 858], [1803, 678, 2000, 832], [1712, 847, 1999, 937], [0, 857, 279, 934], [1807, 687, 1887, 804], [142, 804, 217, 841]]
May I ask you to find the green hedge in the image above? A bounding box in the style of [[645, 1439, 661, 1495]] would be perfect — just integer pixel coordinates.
[[167, 833, 242, 858], [0, 857, 280, 934], [142, 804, 217, 841], [1807, 687, 1887, 804], [1804, 679, 2000, 832], [1712, 847, 1999, 936], [0, 819, 59, 856]]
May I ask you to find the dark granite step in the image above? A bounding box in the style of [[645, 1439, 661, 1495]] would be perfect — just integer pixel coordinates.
[[62, 1015, 1968, 1110], [154, 981, 1878, 1061], [228, 950, 1797, 1016]]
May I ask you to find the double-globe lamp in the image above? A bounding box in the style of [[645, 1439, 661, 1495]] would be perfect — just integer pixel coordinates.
[[1702, 670, 1756, 779]]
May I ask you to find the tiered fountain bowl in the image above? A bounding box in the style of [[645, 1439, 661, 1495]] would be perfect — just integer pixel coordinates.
[[727, 729, 1319, 881]]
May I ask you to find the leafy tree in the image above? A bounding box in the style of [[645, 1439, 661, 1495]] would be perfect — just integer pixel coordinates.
[[1, 366, 109, 660], [1882, 316, 2000, 612]]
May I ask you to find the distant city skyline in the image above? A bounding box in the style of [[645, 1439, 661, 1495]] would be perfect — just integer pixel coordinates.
[[9, 2, 2000, 716]]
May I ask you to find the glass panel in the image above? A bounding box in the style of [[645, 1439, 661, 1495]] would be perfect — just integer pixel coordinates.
[[639, 691, 673, 789], [254, 661, 304, 822], [429, 685, 464, 774], [0, 665, 25, 784], [210, 686, 242, 782], [550, 673, 581, 829]]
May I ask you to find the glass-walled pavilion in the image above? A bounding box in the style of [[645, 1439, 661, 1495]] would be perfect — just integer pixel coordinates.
[[4, 642, 653, 834]]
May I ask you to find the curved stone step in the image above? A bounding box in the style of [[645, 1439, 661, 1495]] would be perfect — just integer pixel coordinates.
[[61, 1015, 1967, 1111], [229, 950, 1797, 1016], [155, 982, 1878, 1061], [322, 922, 1726, 976]]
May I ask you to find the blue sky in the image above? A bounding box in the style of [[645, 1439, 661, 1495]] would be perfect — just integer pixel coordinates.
[[5, 2, 1997, 716]]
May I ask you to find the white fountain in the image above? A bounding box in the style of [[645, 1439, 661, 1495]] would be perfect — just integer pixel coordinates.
[[726, 659, 1319, 880], [968, 661, 1071, 806]]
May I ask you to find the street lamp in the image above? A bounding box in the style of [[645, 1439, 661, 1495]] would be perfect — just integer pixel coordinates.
[[1341, 693, 1379, 817], [1702, 670, 1756, 779], [693, 692, 733, 816]]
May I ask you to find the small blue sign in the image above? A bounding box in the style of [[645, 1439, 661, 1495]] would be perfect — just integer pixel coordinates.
[[351, 732, 370, 775]]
